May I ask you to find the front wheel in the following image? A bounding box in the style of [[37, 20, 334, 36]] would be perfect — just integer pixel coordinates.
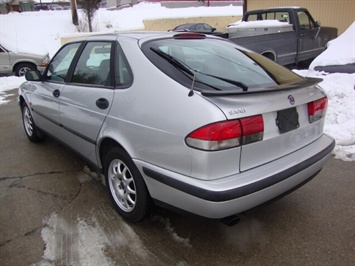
[[104, 147, 151, 222], [22, 102, 45, 142], [15, 63, 36, 77]]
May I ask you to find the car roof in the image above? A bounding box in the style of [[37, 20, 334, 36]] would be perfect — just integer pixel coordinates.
[[66, 31, 180, 44], [65, 31, 220, 45]]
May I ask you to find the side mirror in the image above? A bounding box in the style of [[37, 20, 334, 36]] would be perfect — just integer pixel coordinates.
[[25, 70, 42, 81], [212, 27, 217, 32], [315, 21, 321, 27]]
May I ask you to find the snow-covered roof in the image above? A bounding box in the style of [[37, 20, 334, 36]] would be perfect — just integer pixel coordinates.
[[228, 20, 291, 28]]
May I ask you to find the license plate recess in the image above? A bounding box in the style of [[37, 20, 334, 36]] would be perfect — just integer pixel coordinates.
[[276, 107, 299, 133]]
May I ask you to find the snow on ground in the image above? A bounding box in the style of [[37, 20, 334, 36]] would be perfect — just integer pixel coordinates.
[[294, 70, 354, 161], [0, 76, 25, 104], [0, 3, 353, 264]]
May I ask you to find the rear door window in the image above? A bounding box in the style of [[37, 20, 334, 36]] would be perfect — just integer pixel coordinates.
[[71, 42, 113, 86], [115, 44, 133, 87]]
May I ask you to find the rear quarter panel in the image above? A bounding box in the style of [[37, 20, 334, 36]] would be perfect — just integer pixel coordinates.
[[99, 38, 240, 179]]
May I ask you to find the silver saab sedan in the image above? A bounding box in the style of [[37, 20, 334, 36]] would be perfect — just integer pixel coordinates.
[[19, 32, 335, 224]]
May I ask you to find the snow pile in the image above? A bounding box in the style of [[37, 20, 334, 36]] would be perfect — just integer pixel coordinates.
[[0, 3, 242, 57], [294, 70, 355, 161], [0, 10, 77, 56], [310, 21, 355, 69]]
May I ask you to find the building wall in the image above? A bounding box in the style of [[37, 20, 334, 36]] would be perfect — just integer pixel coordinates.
[[247, 0, 355, 35]]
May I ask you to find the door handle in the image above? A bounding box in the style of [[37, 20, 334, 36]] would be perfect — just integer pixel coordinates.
[[53, 89, 60, 98], [96, 98, 109, 109]]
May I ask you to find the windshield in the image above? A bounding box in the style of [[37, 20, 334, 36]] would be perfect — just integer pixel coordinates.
[[141, 37, 303, 93]]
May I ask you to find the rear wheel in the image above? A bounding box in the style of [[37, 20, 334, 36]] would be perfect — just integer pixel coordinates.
[[104, 147, 151, 222], [261, 52, 275, 61], [22, 102, 45, 142]]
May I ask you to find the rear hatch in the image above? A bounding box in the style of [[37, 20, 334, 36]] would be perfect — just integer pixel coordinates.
[[140, 34, 328, 171], [201, 80, 327, 171]]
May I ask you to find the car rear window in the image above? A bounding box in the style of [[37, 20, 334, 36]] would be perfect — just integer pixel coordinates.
[[141, 36, 303, 93]]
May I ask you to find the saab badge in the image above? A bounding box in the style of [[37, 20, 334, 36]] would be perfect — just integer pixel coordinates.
[[288, 95, 295, 105]]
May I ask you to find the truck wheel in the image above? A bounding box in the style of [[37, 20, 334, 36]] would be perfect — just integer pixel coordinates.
[[15, 63, 36, 77], [104, 147, 151, 222], [22, 102, 45, 142]]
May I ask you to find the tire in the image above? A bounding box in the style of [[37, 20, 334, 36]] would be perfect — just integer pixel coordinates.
[[22, 102, 45, 142], [104, 147, 151, 222], [15, 63, 36, 77]]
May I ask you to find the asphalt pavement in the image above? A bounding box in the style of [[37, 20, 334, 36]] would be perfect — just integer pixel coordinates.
[[0, 89, 354, 265]]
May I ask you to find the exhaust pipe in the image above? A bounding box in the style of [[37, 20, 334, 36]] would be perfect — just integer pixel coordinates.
[[220, 215, 241, 226]]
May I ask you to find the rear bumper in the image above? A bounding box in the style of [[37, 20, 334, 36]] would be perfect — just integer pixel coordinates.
[[136, 134, 335, 219]]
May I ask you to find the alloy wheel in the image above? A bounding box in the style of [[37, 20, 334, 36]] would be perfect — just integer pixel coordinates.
[[108, 159, 137, 212], [23, 106, 34, 137]]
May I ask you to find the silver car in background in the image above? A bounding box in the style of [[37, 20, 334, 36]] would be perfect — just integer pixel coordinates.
[[18, 32, 335, 223], [0, 44, 50, 76]]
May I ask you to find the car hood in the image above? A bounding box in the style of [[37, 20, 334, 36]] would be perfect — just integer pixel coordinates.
[[10, 50, 49, 60]]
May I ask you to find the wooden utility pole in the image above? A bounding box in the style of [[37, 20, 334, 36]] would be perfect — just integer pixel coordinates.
[[70, 0, 79, 26]]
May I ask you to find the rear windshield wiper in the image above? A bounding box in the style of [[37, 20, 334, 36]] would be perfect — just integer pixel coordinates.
[[151, 47, 221, 95], [200, 73, 248, 91], [150, 47, 194, 76], [150, 47, 248, 93]]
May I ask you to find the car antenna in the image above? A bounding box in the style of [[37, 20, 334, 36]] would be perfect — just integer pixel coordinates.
[[188, 70, 197, 97]]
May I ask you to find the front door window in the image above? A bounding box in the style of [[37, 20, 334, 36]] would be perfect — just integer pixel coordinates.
[[46, 42, 81, 82]]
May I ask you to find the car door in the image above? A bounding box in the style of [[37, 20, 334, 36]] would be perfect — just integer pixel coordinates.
[[58, 41, 115, 164], [0, 46, 10, 74], [297, 10, 320, 61], [29, 42, 81, 135]]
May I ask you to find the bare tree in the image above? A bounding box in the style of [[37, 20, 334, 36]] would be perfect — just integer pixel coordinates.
[[77, 0, 101, 32]]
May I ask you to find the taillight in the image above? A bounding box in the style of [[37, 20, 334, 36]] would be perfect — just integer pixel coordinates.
[[185, 115, 264, 151], [240, 115, 264, 145], [308, 97, 328, 123]]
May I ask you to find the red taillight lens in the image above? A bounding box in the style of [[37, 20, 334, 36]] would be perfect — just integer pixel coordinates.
[[308, 97, 328, 123], [240, 115, 264, 144], [186, 115, 264, 151], [188, 120, 242, 141]]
